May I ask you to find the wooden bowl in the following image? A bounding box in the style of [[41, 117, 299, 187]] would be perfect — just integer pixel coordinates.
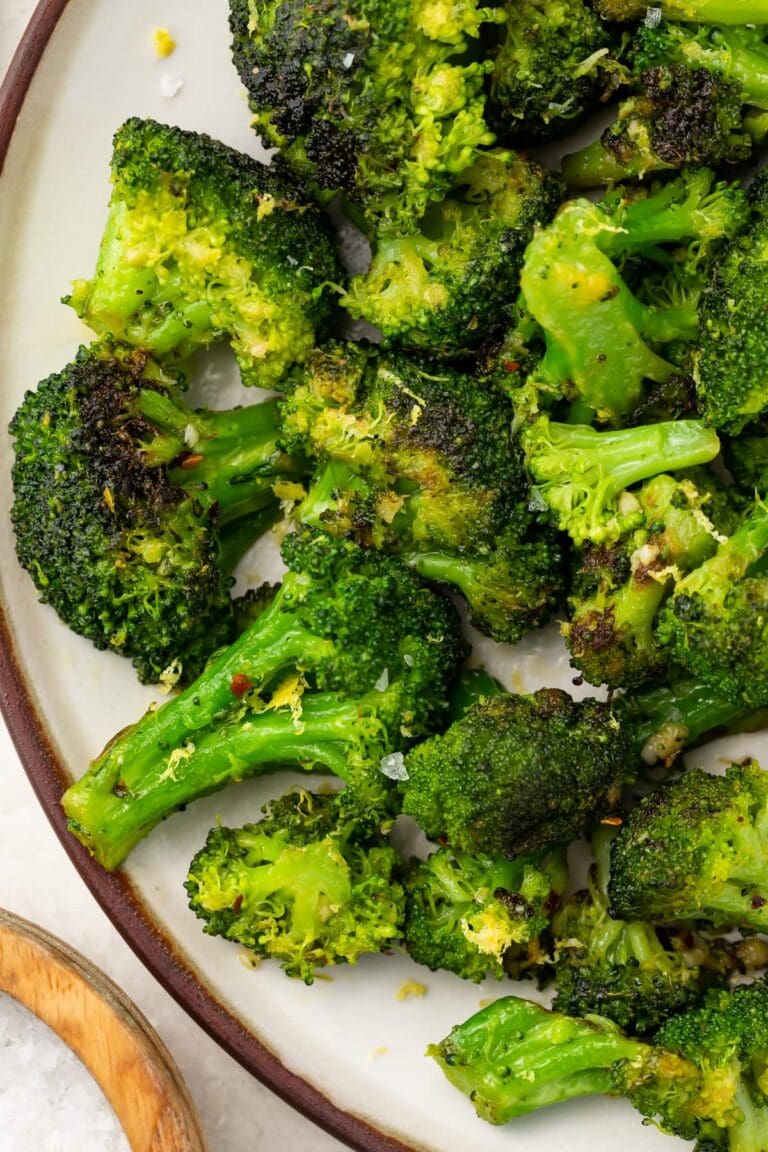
[[0, 908, 208, 1152]]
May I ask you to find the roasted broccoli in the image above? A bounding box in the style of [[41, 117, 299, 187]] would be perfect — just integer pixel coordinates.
[[522, 417, 721, 547], [656, 496, 768, 708], [596, 0, 768, 26], [489, 0, 620, 143], [403, 846, 567, 982], [9, 342, 302, 684], [609, 760, 768, 930], [564, 470, 739, 689], [563, 21, 768, 188], [552, 827, 709, 1034], [401, 677, 755, 857], [518, 171, 748, 423], [65, 118, 340, 388], [283, 342, 563, 645], [229, 0, 503, 229], [342, 151, 563, 356], [187, 788, 405, 982], [430, 979, 768, 1149], [62, 528, 466, 869]]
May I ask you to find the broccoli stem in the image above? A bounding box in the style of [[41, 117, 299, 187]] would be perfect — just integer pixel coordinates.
[[561, 136, 656, 190], [624, 678, 753, 766], [64, 693, 365, 870], [216, 505, 279, 573], [598, 0, 768, 23], [430, 996, 646, 1124], [135, 391, 297, 524], [600, 172, 740, 255], [676, 498, 768, 597]]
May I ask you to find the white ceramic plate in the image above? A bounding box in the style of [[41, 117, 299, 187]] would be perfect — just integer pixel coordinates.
[[0, 3, 757, 1149]]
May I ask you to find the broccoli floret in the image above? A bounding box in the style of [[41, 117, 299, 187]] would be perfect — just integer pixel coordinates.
[[401, 690, 633, 856], [518, 171, 748, 423], [552, 828, 709, 1034], [404, 846, 567, 982], [229, 0, 504, 229], [186, 788, 405, 982], [61, 528, 466, 869], [9, 343, 302, 684], [696, 180, 768, 433], [596, 0, 768, 25], [489, 0, 621, 143], [342, 151, 563, 356], [725, 426, 768, 495], [656, 497, 768, 708], [522, 417, 720, 547], [564, 471, 738, 688], [284, 342, 563, 645], [430, 980, 768, 1146], [609, 761, 768, 929], [65, 119, 340, 388]]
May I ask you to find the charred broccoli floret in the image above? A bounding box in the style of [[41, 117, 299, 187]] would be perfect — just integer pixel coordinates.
[[283, 342, 563, 645], [552, 828, 710, 1035], [9, 343, 302, 684], [564, 471, 738, 689], [62, 528, 466, 869], [229, 0, 504, 229], [186, 788, 405, 982], [403, 846, 567, 982], [656, 496, 768, 708], [430, 979, 768, 1148], [609, 760, 768, 929], [65, 118, 340, 388], [489, 0, 621, 143], [342, 151, 563, 356], [522, 417, 721, 547], [518, 171, 748, 423]]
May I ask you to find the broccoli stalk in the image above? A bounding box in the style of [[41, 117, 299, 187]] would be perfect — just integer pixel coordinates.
[[403, 846, 567, 982], [609, 760, 768, 929], [186, 788, 405, 982], [552, 827, 708, 1034], [62, 528, 466, 869], [9, 343, 305, 684], [66, 119, 340, 387], [430, 981, 768, 1146], [522, 417, 721, 546], [518, 173, 747, 423], [657, 498, 768, 707], [596, 1, 768, 25]]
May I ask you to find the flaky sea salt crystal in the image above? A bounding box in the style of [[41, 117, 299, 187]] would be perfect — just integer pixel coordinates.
[[0, 992, 129, 1152], [160, 73, 184, 98], [380, 751, 408, 781], [643, 7, 662, 27]]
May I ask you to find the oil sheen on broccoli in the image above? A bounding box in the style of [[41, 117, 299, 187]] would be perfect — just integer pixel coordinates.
[[66, 118, 340, 387], [62, 528, 466, 870], [9, 342, 303, 684]]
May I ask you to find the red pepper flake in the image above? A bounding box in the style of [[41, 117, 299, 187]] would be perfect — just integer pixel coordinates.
[[232, 894, 244, 914], [504, 360, 520, 373], [230, 673, 253, 698], [179, 453, 205, 470], [752, 894, 767, 910], [599, 816, 623, 827]]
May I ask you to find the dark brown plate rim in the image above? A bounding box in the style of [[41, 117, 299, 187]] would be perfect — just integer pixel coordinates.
[[0, 5, 415, 1150]]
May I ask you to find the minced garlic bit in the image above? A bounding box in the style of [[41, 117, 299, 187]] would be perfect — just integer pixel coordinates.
[[396, 980, 427, 1001], [152, 27, 176, 58]]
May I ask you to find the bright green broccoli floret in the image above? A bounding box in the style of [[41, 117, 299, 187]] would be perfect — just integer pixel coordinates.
[[552, 828, 709, 1035], [65, 118, 340, 388], [522, 417, 721, 547], [283, 342, 563, 645], [564, 471, 738, 688], [229, 0, 504, 229], [518, 171, 748, 423], [430, 979, 768, 1147], [342, 151, 563, 356], [404, 846, 567, 982], [401, 690, 633, 857], [9, 342, 301, 684], [609, 760, 768, 929], [62, 528, 466, 870], [186, 788, 405, 982], [489, 0, 621, 143], [656, 497, 768, 708]]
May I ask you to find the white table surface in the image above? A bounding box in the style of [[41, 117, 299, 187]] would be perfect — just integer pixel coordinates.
[[0, 7, 347, 1150]]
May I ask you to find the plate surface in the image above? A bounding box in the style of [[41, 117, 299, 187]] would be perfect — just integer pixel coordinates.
[[0, 4, 757, 1150]]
